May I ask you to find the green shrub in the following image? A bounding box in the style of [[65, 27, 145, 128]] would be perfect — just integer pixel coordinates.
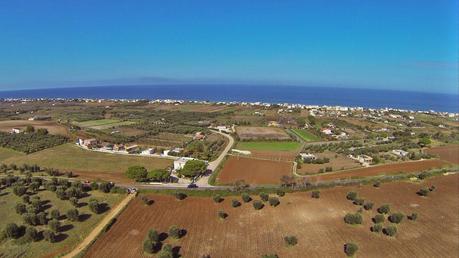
[[268, 197, 280, 207], [253, 200, 264, 210], [344, 213, 362, 225], [125, 166, 148, 182], [383, 225, 397, 236], [259, 192, 269, 202], [353, 198, 364, 206], [346, 191, 357, 201], [158, 244, 173, 258], [50, 209, 60, 220], [213, 194, 223, 203], [48, 219, 61, 233], [284, 235, 298, 246], [24, 226, 39, 242], [175, 192, 187, 200], [311, 190, 320, 199], [4, 223, 21, 239], [344, 242, 358, 256], [242, 193, 252, 203], [408, 213, 418, 221], [276, 190, 285, 197], [261, 254, 279, 258], [141, 196, 153, 205], [67, 209, 79, 222], [363, 202, 374, 210], [168, 225, 182, 239], [371, 223, 383, 233], [417, 188, 429, 196], [373, 181, 381, 187], [372, 214, 385, 224], [218, 210, 228, 219], [429, 185, 436, 191], [377, 204, 390, 214], [388, 212, 404, 224], [143, 238, 155, 254], [43, 230, 56, 243], [15, 203, 27, 215], [148, 229, 159, 242], [231, 199, 241, 208]]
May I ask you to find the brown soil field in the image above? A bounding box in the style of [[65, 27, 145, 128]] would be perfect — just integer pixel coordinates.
[[307, 159, 452, 182], [236, 126, 291, 140], [249, 150, 299, 162], [0, 120, 69, 136], [85, 174, 459, 258], [218, 156, 293, 185], [426, 145, 459, 164], [298, 151, 360, 174]]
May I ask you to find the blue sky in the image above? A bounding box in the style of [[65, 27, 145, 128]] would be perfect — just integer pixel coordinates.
[[0, 0, 457, 94]]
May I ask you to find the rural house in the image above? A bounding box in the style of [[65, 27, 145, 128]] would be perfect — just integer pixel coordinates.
[[173, 157, 195, 171], [300, 153, 316, 162], [392, 149, 409, 157]]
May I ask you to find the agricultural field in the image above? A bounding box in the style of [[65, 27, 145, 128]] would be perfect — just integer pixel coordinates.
[[74, 119, 135, 130], [290, 128, 321, 142], [140, 132, 192, 148], [0, 178, 124, 258], [305, 159, 453, 182], [0, 148, 24, 162], [236, 141, 301, 152], [0, 120, 69, 136], [217, 156, 293, 185], [85, 174, 459, 258], [297, 151, 360, 175], [236, 126, 291, 141], [425, 145, 459, 164], [3, 144, 172, 183]]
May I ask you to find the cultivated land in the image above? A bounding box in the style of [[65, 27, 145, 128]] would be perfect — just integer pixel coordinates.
[[218, 156, 293, 185], [0, 187, 124, 258], [0, 147, 24, 162], [297, 151, 360, 174], [290, 128, 321, 142], [85, 174, 459, 258], [74, 119, 135, 130], [0, 120, 69, 136], [306, 159, 452, 182], [425, 145, 459, 164], [3, 144, 172, 183], [236, 126, 291, 140], [236, 141, 301, 152]]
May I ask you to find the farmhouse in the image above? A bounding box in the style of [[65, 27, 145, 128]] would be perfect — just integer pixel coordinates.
[[300, 153, 316, 162], [212, 125, 233, 134], [321, 128, 333, 135], [102, 143, 114, 151], [125, 145, 139, 154], [28, 115, 51, 121], [79, 138, 98, 149], [392, 149, 409, 157], [348, 154, 373, 166], [10, 128, 21, 134], [113, 144, 125, 151], [173, 157, 195, 170], [193, 131, 206, 140], [141, 148, 156, 155], [231, 149, 251, 155]]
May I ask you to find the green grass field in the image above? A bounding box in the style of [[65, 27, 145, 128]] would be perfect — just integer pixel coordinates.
[[0, 147, 24, 162], [291, 129, 321, 142], [236, 141, 301, 151], [3, 144, 172, 173], [0, 186, 123, 257], [74, 119, 135, 129]]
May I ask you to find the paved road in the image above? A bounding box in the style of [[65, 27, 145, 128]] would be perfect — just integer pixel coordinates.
[[62, 193, 135, 258], [195, 130, 235, 187]]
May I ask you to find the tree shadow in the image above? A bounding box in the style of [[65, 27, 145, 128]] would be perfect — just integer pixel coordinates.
[[54, 233, 68, 243], [0, 192, 8, 197], [179, 229, 187, 238], [60, 224, 74, 232], [41, 204, 53, 211], [79, 213, 92, 222], [99, 203, 110, 213], [78, 202, 88, 208], [159, 232, 169, 241], [172, 246, 182, 258]]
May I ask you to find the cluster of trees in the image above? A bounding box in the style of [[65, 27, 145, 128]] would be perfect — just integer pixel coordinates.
[[125, 166, 171, 182], [0, 130, 68, 153], [182, 138, 226, 160], [177, 160, 207, 178], [143, 226, 184, 256]]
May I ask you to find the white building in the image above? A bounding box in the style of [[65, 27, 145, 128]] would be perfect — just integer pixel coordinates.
[[392, 149, 409, 157], [173, 157, 195, 170], [11, 128, 21, 134], [300, 153, 316, 161]]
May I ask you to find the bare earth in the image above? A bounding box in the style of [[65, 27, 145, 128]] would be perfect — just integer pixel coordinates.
[[218, 156, 293, 185], [236, 126, 291, 140], [426, 145, 459, 164], [0, 120, 69, 136], [85, 174, 459, 258]]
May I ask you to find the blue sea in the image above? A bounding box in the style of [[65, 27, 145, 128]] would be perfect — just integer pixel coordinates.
[[0, 85, 457, 113]]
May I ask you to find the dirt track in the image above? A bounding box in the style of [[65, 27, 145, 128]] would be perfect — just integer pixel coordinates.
[[62, 193, 135, 258]]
